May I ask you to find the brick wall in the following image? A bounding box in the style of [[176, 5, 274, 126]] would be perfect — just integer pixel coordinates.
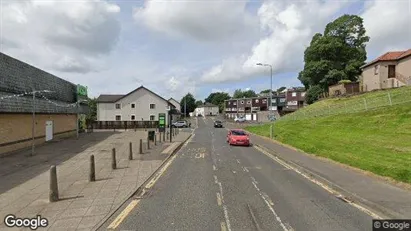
[[0, 114, 76, 155]]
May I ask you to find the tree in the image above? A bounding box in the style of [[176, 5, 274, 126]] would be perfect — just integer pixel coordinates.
[[86, 98, 97, 122], [260, 89, 271, 94], [195, 100, 203, 106], [299, 14, 369, 103], [180, 93, 196, 116], [276, 87, 286, 93], [306, 85, 323, 104], [233, 89, 257, 98], [205, 92, 231, 113]]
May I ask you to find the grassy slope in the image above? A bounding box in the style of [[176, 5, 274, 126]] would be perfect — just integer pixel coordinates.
[[246, 88, 411, 183]]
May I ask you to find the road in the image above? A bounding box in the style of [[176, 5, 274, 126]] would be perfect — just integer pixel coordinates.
[[105, 117, 372, 231]]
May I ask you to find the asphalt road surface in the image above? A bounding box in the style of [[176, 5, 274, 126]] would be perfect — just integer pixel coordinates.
[[108, 117, 372, 231]]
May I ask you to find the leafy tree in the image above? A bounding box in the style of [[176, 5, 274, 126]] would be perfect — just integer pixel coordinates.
[[233, 89, 257, 98], [205, 92, 231, 113], [299, 14, 369, 103], [195, 100, 203, 106], [276, 87, 286, 93], [86, 98, 97, 122], [306, 85, 323, 104], [260, 89, 271, 94], [180, 93, 196, 116]]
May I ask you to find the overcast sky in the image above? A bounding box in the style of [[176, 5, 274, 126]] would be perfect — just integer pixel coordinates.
[[1, 0, 410, 101]]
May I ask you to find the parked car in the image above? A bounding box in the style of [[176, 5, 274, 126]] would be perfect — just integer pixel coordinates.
[[227, 129, 250, 146], [172, 121, 188, 128], [214, 120, 223, 128], [234, 116, 246, 123]]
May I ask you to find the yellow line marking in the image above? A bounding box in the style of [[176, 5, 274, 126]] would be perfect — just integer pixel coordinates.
[[145, 155, 177, 189], [253, 145, 383, 219], [220, 221, 227, 231], [107, 199, 140, 230], [216, 192, 222, 206]]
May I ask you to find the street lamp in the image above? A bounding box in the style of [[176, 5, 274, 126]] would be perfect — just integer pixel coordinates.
[[256, 63, 273, 112], [31, 89, 54, 156]]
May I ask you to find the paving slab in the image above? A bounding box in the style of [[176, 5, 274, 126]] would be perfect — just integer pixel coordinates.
[[0, 130, 192, 230]]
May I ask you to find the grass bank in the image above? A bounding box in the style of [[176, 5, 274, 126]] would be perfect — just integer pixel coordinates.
[[246, 89, 411, 183]]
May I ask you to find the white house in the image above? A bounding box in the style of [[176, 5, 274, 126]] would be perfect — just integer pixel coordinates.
[[168, 98, 181, 111], [195, 103, 219, 116], [96, 86, 174, 122]]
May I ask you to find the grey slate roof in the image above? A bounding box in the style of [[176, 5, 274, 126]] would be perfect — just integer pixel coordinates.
[[197, 102, 218, 108], [96, 94, 124, 103]]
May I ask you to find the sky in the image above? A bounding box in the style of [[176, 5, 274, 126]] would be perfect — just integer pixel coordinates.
[[1, 0, 410, 101]]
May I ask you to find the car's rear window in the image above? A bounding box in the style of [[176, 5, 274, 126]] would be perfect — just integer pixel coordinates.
[[231, 130, 246, 136], [215, 121, 222, 123]]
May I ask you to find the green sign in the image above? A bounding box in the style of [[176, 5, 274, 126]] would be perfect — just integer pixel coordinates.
[[159, 113, 166, 132], [77, 84, 88, 97]]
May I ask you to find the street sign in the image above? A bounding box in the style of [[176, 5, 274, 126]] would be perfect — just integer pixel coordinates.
[[159, 113, 166, 132]]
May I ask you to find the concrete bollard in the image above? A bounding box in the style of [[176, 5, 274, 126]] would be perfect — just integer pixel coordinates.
[[129, 142, 133, 160], [139, 139, 143, 154], [147, 137, 150, 149], [112, 148, 117, 169], [49, 165, 59, 202], [154, 133, 157, 146], [89, 155, 95, 182]]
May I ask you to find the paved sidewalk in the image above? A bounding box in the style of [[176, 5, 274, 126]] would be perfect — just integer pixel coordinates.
[[0, 129, 191, 231], [235, 124, 411, 219]]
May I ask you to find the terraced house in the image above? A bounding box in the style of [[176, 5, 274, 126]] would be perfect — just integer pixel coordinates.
[[361, 49, 411, 91]]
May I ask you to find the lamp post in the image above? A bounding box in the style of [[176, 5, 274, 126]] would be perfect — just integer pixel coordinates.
[[256, 63, 273, 112], [31, 89, 54, 156]]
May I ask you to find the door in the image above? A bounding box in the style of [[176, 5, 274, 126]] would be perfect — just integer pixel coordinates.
[[45, 121, 53, 141]]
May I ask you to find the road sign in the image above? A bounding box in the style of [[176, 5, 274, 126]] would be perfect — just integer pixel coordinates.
[[77, 84, 88, 97], [159, 113, 166, 132]]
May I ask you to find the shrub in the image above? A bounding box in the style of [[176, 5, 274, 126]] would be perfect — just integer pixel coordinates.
[[306, 85, 323, 104]]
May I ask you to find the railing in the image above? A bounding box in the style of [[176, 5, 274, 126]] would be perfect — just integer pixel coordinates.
[[89, 121, 159, 130]]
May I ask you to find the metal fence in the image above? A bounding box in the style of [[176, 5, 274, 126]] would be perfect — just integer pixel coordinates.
[[278, 88, 411, 121], [90, 121, 159, 130]]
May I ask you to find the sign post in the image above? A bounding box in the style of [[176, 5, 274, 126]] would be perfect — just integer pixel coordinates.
[[159, 113, 166, 133]]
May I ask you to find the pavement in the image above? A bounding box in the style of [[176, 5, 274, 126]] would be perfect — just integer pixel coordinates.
[[100, 116, 399, 231], [0, 128, 192, 231]]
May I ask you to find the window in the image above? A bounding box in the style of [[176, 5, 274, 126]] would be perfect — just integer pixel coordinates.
[[131, 103, 135, 108], [292, 92, 297, 97], [388, 65, 396, 78], [262, 99, 267, 103], [228, 101, 231, 105], [301, 92, 306, 97], [115, 103, 121, 109], [247, 100, 251, 104], [374, 65, 379, 75], [233, 102, 237, 105], [150, 104, 156, 109], [131, 115, 135, 120], [255, 99, 259, 103], [115, 115, 121, 121], [150, 115, 155, 121], [280, 98, 286, 103], [240, 101, 244, 104]]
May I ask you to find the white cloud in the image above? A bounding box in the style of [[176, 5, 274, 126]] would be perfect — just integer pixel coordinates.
[[132, 0, 257, 42], [1, 0, 121, 73], [200, 0, 353, 83], [361, 0, 411, 58]]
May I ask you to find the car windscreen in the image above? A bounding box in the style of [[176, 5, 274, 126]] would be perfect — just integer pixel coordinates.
[[215, 121, 222, 123], [231, 130, 246, 136]]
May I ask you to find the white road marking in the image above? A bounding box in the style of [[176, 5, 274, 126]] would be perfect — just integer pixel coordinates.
[[243, 167, 249, 172], [251, 181, 289, 231], [213, 165, 217, 171], [216, 192, 222, 206], [236, 159, 241, 164], [223, 205, 232, 231], [253, 145, 384, 219], [214, 175, 218, 184], [232, 171, 236, 174]]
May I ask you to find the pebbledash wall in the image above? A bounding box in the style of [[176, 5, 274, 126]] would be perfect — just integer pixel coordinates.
[[0, 52, 88, 156]]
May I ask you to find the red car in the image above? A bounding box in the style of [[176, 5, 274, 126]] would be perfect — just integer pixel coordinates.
[[227, 129, 250, 146]]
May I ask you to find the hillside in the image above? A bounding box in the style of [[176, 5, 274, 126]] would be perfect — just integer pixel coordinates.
[[246, 87, 411, 183]]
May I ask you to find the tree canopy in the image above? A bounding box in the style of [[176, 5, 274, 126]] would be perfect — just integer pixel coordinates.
[[233, 89, 257, 98], [298, 14, 369, 97], [205, 92, 231, 113], [180, 93, 196, 116]]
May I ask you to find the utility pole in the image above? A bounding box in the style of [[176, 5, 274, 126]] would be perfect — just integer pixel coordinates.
[[184, 96, 187, 118], [256, 63, 273, 113]]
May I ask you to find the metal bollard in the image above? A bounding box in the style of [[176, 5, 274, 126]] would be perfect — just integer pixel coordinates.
[[49, 165, 59, 202], [112, 148, 117, 169], [89, 155, 95, 182], [154, 133, 157, 145], [163, 131, 165, 142], [157, 132, 161, 144], [129, 142, 133, 160], [139, 139, 143, 154]]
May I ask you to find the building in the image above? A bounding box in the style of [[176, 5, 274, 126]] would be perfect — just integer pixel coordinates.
[[361, 49, 411, 92], [283, 88, 306, 112], [96, 86, 175, 123], [224, 96, 268, 120], [0, 52, 88, 156], [328, 82, 360, 96], [168, 98, 181, 112], [168, 98, 181, 122], [195, 103, 219, 116]]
